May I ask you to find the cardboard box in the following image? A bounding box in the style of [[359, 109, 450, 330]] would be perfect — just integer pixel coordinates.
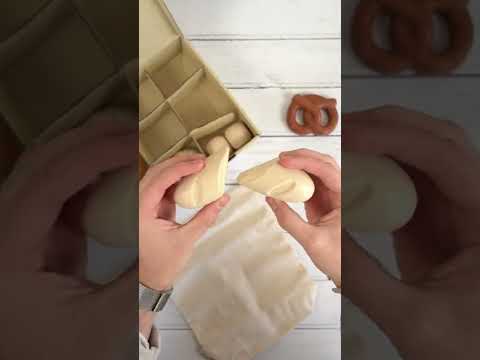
[[138, 0, 260, 165], [0, 0, 138, 145], [0, 0, 259, 160]]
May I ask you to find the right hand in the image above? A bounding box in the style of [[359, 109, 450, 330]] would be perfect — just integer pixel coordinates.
[[266, 149, 341, 287], [343, 106, 480, 358]]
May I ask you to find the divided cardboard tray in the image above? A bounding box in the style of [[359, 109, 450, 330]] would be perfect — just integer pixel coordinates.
[[0, 0, 138, 145], [0, 0, 259, 166], [138, 0, 260, 165]]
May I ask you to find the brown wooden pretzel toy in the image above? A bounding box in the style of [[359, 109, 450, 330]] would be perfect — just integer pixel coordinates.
[[287, 95, 338, 136], [352, 0, 474, 74], [391, 0, 474, 74], [352, 0, 431, 74]]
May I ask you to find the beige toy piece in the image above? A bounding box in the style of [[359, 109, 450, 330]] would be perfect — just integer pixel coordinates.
[[224, 122, 252, 149], [173, 186, 317, 360], [343, 152, 418, 232], [176, 149, 199, 157], [206, 136, 232, 155], [82, 166, 137, 248], [238, 159, 315, 202], [174, 147, 229, 208]]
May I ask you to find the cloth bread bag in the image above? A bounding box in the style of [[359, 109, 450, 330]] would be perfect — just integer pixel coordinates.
[[173, 186, 317, 360]]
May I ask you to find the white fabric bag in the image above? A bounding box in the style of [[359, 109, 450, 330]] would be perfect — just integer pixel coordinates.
[[173, 187, 317, 360]]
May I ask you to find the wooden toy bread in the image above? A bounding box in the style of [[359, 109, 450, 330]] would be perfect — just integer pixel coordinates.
[[224, 122, 252, 149], [174, 146, 229, 208], [238, 159, 315, 203], [343, 152, 418, 232], [206, 136, 232, 155], [176, 149, 200, 156]]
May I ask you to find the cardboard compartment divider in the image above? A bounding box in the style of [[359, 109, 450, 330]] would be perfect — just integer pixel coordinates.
[[191, 113, 237, 156], [139, 0, 180, 70], [168, 68, 236, 132], [151, 135, 201, 165], [39, 71, 135, 143], [192, 112, 257, 157], [145, 37, 202, 98], [0, 0, 70, 70], [0, 0, 116, 144], [0, 0, 52, 43], [180, 137, 205, 156], [71, 0, 138, 67], [139, 72, 165, 120], [139, 101, 188, 164]]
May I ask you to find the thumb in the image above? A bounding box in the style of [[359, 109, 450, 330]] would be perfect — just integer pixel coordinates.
[[266, 197, 314, 245], [343, 231, 416, 333], [179, 194, 230, 240]]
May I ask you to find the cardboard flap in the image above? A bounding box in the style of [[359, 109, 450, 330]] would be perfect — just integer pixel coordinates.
[[140, 0, 180, 67]]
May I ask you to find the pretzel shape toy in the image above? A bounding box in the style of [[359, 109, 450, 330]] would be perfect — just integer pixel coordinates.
[[391, 0, 474, 74], [287, 95, 338, 136], [352, 0, 473, 74]]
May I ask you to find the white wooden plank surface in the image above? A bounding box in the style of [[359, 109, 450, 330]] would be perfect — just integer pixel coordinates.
[[191, 40, 341, 88], [231, 88, 341, 136], [166, 0, 341, 39], [342, 0, 480, 76], [160, 329, 341, 360], [156, 281, 340, 330]]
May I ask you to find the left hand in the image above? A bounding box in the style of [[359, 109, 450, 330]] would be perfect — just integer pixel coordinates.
[[139, 154, 230, 291]]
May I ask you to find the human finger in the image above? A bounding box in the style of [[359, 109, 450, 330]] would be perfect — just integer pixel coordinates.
[[343, 113, 480, 207], [140, 153, 205, 189], [266, 197, 315, 245], [139, 159, 205, 218], [178, 195, 230, 241], [344, 106, 469, 145], [279, 154, 341, 193], [280, 149, 339, 168]]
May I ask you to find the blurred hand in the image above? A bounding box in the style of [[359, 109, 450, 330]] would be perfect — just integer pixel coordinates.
[[0, 109, 138, 360], [139, 154, 230, 291], [343, 106, 480, 358], [266, 149, 341, 287]]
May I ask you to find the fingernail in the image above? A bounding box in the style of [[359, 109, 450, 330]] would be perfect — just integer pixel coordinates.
[[279, 153, 293, 161], [266, 197, 278, 210], [217, 195, 230, 208], [191, 159, 205, 167]]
